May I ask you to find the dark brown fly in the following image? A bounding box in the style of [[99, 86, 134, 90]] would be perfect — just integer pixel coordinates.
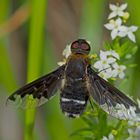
[[7, 39, 140, 119]]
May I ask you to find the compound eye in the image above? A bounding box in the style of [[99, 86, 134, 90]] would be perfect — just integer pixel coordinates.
[[81, 43, 90, 50], [71, 42, 79, 49]]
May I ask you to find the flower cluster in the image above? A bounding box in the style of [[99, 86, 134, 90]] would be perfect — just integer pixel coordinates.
[[124, 99, 140, 140], [93, 50, 126, 80], [100, 3, 140, 140], [104, 3, 138, 42], [102, 99, 140, 140]]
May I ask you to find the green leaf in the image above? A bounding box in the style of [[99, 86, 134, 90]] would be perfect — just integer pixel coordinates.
[[104, 42, 112, 50], [131, 45, 138, 55], [128, 63, 137, 68]]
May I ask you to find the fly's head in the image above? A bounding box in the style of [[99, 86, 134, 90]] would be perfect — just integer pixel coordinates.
[[71, 39, 91, 55]]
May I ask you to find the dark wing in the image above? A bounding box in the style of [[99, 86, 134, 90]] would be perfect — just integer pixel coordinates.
[[7, 65, 65, 108], [87, 67, 140, 120]]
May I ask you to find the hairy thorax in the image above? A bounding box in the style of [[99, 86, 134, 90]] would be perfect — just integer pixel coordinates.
[[65, 53, 90, 80]]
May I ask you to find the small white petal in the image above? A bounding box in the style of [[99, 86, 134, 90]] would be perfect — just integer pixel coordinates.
[[93, 61, 103, 70], [111, 29, 118, 40], [118, 26, 127, 37], [106, 71, 113, 78], [119, 72, 125, 79], [106, 68, 112, 73], [129, 106, 137, 118], [128, 120, 135, 126], [116, 18, 122, 26], [119, 25, 127, 32], [112, 69, 118, 77], [99, 72, 109, 80], [101, 62, 110, 69], [100, 50, 108, 60], [120, 65, 126, 70], [108, 12, 117, 19], [102, 136, 108, 140], [128, 129, 134, 135], [107, 57, 116, 64], [135, 126, 140, 135], [118, 31, 127, 37], [105, 51, 111, 56], [128, 32, 136, 42], [120, 3, 127, 10], [118, 11, 124, 16], [112, 63, 119, 69], [109, 50, 120, 59], [112, 63, 126, 79], [104, 23, 115, 30], [129, 26, 138, 32], [109, 4, 117, 11], [108, 133, 114, 140], [96, 62, 110, 71]]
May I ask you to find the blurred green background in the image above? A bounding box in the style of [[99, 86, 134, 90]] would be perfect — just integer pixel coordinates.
[[0, 0, 140, 140]]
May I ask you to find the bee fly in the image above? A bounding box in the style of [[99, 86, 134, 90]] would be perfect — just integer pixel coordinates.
[[8, 39, 140, 119]]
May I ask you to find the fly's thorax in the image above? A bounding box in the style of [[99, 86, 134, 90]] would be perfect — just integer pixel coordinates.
[[65, 54, 90, 80], [66, 53, 91, 65]]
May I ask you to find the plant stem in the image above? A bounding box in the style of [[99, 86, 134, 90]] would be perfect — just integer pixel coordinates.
[[24, 0, 47, 140]]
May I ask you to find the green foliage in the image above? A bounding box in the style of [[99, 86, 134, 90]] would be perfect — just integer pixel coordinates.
[[0, 1, 140, 140]]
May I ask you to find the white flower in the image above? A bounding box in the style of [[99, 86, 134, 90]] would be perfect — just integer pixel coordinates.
[[127, 26, 138, 42], [94, 60, 110, 71], [107, 50, 120, 60], [114, 104, 129, 119], [108, 3, 127, 19], [99, 68, 113, 80], [118, 25, 128, 37], [113, 103, 140, 120], [126, 126, 140, 140], [62, 44, 71, 58], [94, 51, 116, 71], [119, 26, 138, 42], [104, 18, 124, 40], [93, 50, 122, 80], [112, 63, 126, 79], [102, 133, 114, 140]]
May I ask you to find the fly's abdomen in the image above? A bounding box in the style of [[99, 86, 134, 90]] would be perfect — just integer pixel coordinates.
[[60, 80, 89, 118]]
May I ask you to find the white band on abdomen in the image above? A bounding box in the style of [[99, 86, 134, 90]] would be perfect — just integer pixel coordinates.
[[61, 97, 85, 105]]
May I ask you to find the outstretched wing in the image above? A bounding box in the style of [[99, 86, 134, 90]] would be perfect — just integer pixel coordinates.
[[87, 67, 140, 120], [7, 65, 65, 108]]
